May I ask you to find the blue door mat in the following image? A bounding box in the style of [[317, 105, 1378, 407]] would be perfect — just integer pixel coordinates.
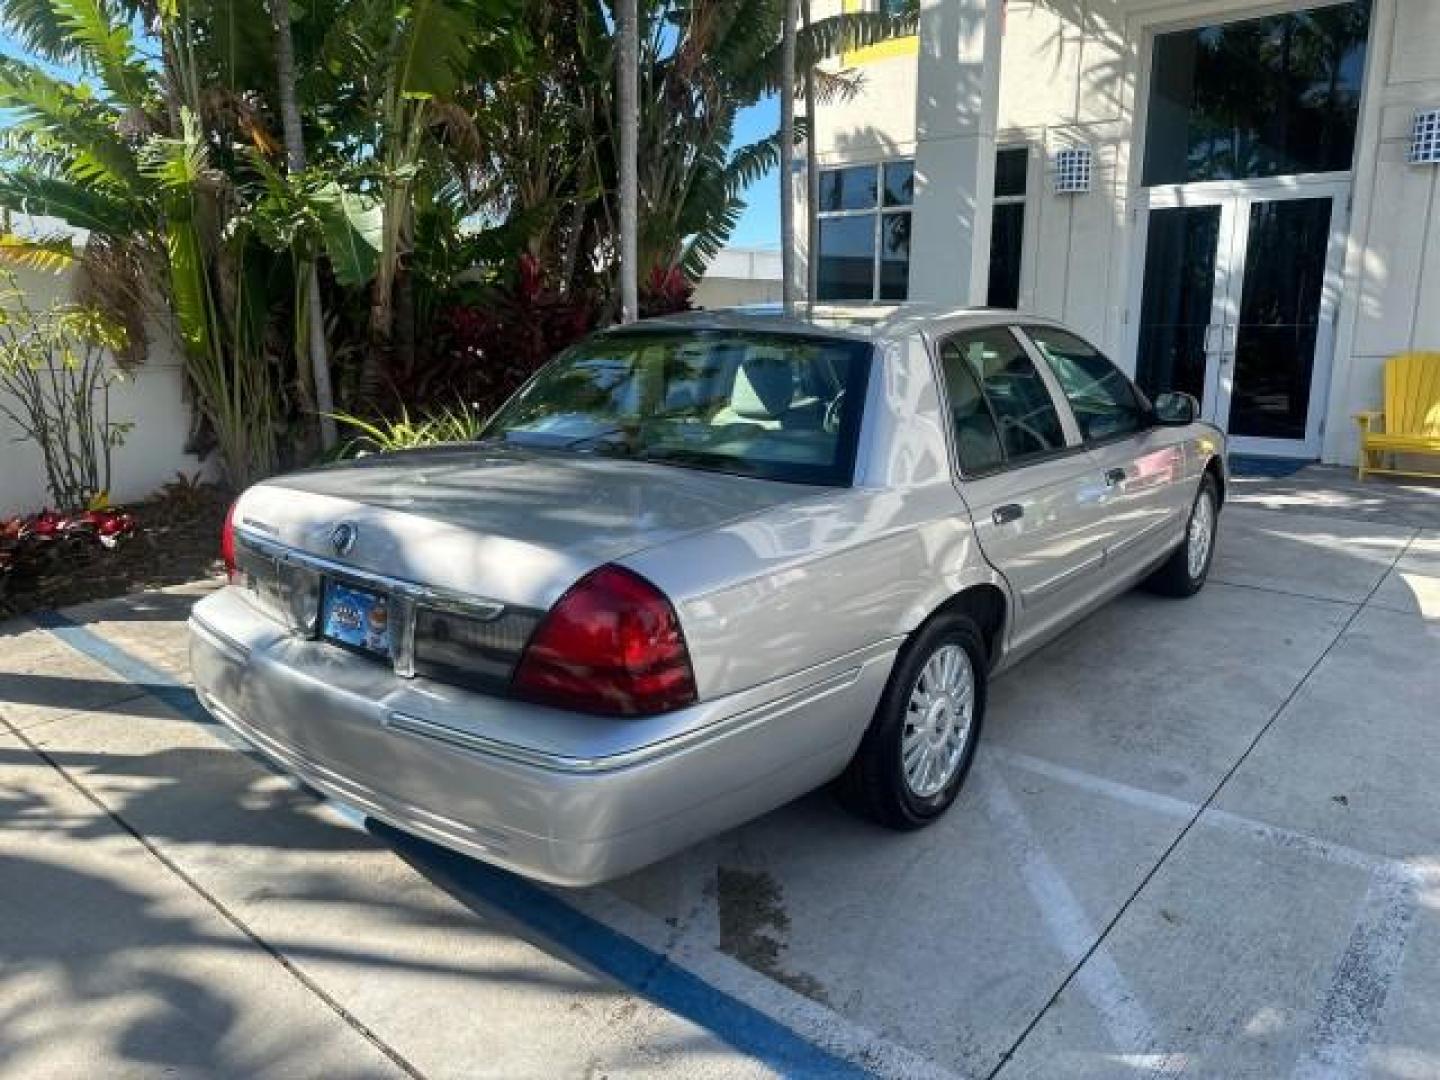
[[1228, 454, 1313, 478]]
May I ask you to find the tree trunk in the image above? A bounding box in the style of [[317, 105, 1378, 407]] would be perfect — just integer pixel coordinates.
[[395, 262, 416, 386], [802, 0, 818, 305], [363, 194, 402, 405], [616, 0, 639, 324], [779, 0, 800, 312], [271, 0, 337, 449]]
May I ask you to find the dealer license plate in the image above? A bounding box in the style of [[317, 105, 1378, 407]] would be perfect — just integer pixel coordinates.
[[322, 580, 392, 659]]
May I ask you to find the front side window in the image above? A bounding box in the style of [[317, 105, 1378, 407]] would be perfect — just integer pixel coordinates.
[[1025, 326, 1145, 443], [938, 328, 1067, 474], [816, 160, 913, 301], [487, 331, 873, 487]]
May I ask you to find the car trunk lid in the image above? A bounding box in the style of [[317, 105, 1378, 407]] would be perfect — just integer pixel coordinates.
[[233, 443, 817, 609]]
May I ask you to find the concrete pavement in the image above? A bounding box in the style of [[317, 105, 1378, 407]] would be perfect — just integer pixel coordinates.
[[3, 469, 1440, 1078]]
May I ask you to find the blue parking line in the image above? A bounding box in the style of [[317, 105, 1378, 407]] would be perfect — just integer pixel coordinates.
[[31, 611, 216, 728], [379, 822, 875, 1079], [33, 608, 873, 1079]]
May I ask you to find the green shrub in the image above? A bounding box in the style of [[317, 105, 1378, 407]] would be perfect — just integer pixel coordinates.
[[0, 270, 134, 510], [330, 405, 486, 458]]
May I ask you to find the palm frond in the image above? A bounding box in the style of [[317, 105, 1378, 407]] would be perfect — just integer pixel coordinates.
[[0, 169, 142, 234], [161, 217, 215, 359], [395, 0, 478, 99], [724, 130, 783, 195], [137, 108, 212, 196], [0, 231, 78, 272], [0, 0, 82, 65], [812, 66, 861, 105], [739, 10, 918, 98], [0, 55, 141, 190], [796, 10, 917, 69], [49, 0, 151, 104]]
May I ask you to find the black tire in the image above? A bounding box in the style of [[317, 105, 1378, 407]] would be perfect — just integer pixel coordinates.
[[1142, 472, 1220, 598], [838, 613, 987, 830]]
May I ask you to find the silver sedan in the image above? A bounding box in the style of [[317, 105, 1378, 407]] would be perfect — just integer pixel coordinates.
[[190, 305, 1226, 885]]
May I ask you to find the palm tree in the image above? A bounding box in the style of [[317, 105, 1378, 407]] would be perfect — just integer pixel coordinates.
[[271, 0, 337, 450], [616, 0, 640, 323], [348, 0, 511, 396], [779, 0, 799, 311], [802, 0, 818, 302], [617, 0, 917, 286], [0, 1, 283, 485]]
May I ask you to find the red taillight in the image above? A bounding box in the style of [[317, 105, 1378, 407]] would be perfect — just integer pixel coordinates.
[[221, 501, 238, 580], [512, 565, 697, 717]]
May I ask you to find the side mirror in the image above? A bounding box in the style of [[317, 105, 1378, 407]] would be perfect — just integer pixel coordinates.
[[1153, 391, 1199, 426]]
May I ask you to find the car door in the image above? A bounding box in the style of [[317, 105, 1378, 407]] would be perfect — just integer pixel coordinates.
[[1020, 325, 1190, 577], [933, 327, 1113, 654]]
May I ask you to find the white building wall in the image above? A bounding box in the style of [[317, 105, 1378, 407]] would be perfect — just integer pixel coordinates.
[[1324, 0, 1440, 465], [0, 265, 208, 516], [909, 0, 1004, 305], [991, 0, 1144, 356], [695, 247, 784, 308], [804, 0, 1440, 466], [797, 0, 920, 289]]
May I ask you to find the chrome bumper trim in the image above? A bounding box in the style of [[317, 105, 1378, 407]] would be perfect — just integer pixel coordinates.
[[190, 616, 250, 663], [383, 666, 863, 775]]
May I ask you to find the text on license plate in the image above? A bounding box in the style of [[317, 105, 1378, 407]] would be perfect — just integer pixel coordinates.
[[322, 581, 391, 657]]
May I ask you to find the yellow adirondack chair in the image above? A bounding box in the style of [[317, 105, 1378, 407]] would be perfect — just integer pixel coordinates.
[[1354, 352, 1440, 480]]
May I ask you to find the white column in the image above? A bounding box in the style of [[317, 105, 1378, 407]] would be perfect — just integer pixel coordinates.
[[909, 0, 1003, 306]]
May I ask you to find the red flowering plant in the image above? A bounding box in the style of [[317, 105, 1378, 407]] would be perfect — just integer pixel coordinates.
[[0, 507, 137, 588], [391, 254, 599, 419], [639, 264, 695, 318]]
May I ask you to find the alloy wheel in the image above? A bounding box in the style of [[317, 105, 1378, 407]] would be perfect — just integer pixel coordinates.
[[901, 644, 976, 798], [1188, 490, 1215, 580]]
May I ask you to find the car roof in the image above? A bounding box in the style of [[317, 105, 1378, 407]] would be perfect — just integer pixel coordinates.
[[611, 303, 1069, 344]]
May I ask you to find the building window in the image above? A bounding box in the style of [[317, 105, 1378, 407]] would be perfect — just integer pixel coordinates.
[[987, 147, 1028, 309], [1142, 1, 1372, 186], [816, 160, 913, 301]]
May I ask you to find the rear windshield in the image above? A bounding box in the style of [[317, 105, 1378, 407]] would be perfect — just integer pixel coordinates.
[[485, 330, 874, 486]]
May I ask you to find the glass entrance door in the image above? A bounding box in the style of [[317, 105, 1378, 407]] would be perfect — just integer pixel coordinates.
[[1131, 1, 1370, 458], [1133, 183, 1347, 457], [1226, 198, 1335, 445], [1134, 204, 1223, 413]]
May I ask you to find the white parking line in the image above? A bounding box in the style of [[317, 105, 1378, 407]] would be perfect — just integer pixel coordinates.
[[988, 746, 1426, 881], [978, 770, 1189, 1075], [988, 746, 1433, 1079], [1292, 869, 1418, 1080]]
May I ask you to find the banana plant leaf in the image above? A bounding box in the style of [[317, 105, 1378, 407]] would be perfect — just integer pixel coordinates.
[[312, 182, 383, 286]]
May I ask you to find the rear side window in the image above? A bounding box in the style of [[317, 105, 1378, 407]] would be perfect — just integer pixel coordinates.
[[937, 328, 1067, 474], [1025, 327, 1145, 443]]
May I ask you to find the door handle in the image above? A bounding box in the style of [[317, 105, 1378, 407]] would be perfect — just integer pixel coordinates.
[[1104, 467, 1128, 487], [992, 504, 1023, 526]]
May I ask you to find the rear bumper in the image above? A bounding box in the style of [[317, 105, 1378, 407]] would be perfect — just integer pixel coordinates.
[[189, 589, 894, 885]]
